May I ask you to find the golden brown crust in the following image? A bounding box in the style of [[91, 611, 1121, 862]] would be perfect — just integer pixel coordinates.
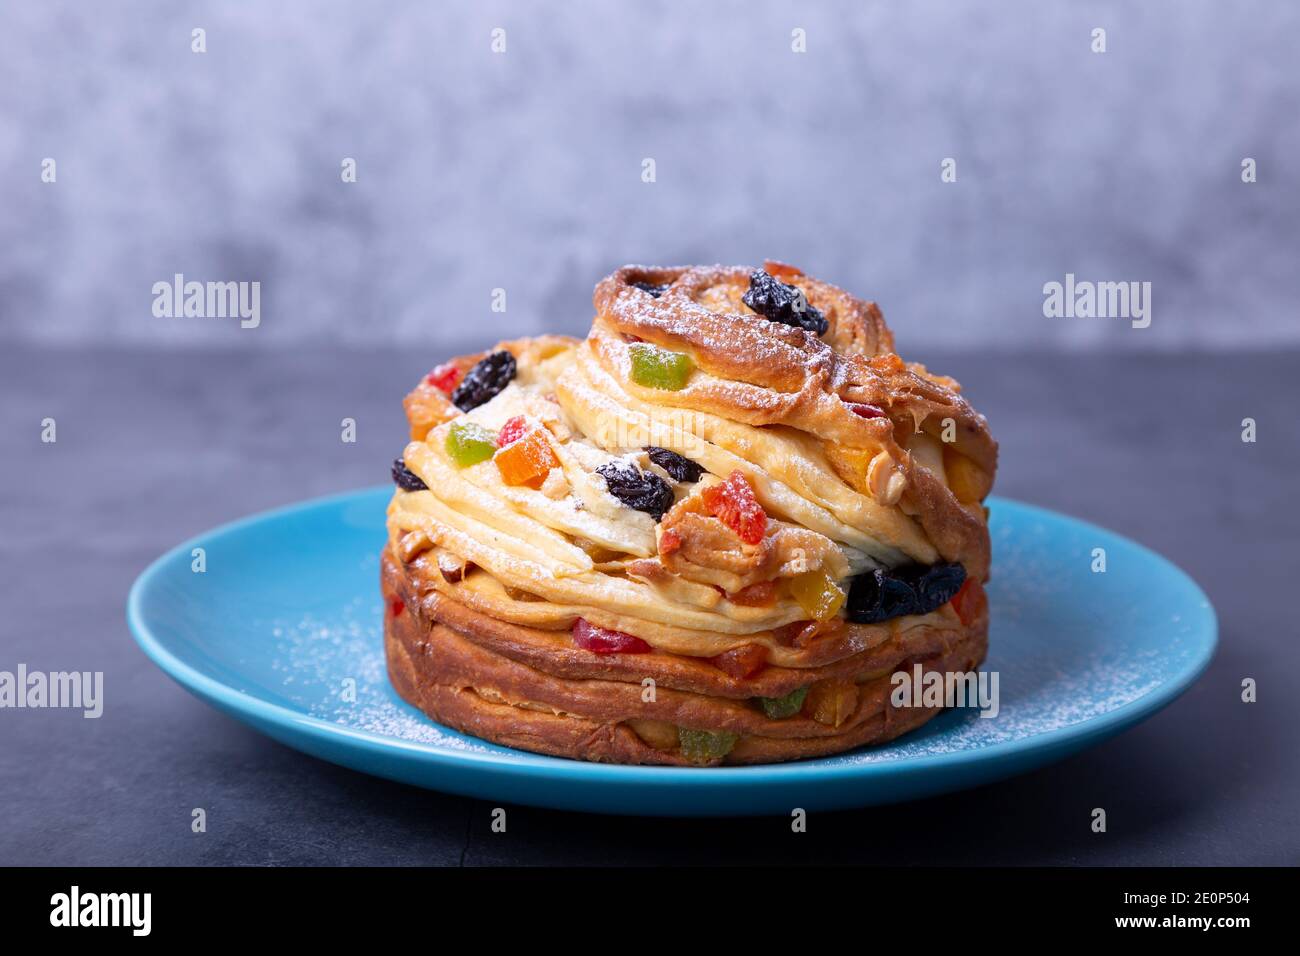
[[383, 547, 989, 765], [386, 548, 969, 695], [589, 265, 997, 579], [384, 263, 997, 765]]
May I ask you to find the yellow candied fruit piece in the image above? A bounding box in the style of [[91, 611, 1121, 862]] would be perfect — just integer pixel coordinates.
[[789, 568, 846, 621], [805, 678, 858, 728]]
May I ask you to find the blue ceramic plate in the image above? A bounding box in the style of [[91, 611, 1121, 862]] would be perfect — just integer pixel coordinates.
[[128, 488, 1215, 816]]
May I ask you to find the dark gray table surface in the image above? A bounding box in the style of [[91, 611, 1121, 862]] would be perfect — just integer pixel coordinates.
[[1, 344, 1295, 866]]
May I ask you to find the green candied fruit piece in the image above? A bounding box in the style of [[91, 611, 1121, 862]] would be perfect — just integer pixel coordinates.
[[629, 343, 693, 391], [757, 685, 809, 720], [445, 421, 498, 467], [677, 727, 738, 763]]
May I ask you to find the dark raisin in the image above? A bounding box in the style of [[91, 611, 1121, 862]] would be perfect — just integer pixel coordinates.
[[847, 563, 968, 623], [846, 570, 887, 623], [741, 270, 828, 336], [913, 562, 967, 614], [643, 446, 705, 483], [847, 569, 917, 624], [391, 458, 427, 492], [595, 459, 675, 521], [451, 350, 517, 411], [631, 281, 669, 298]]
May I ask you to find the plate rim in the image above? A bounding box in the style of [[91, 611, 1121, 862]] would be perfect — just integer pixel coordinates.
[[127, 487, 1218, 787]]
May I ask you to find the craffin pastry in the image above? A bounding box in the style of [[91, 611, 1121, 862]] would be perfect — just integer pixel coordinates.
[[383, 261, 997, 765]]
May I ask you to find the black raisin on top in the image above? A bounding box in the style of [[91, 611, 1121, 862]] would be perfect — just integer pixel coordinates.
[[392, 458, 428, 492], [643, 446, 705, 483], [451, 350, 517, 411], [631, 281, 670, 298], [741, 270, 829, 336], [846, 562, 967, 624], [595, 459, 675, 521]]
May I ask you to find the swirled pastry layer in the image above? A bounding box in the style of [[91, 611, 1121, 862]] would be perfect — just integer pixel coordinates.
[[383, 547, 989, 766], [388, 262, 996, 664], [384, 261, 996, 764]]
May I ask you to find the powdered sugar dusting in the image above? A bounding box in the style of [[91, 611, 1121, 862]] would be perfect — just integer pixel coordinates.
[[812, 513, 1205, 765], [255, 508, 1194, 766], [825, 647, 1164, 766], [270, 599, 498, 753], [264, 594, 1167, 766]]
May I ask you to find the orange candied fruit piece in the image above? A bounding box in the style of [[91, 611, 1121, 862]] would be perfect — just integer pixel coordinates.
[[729, 580, 776, 607], [710, 643, 767, 679], [701, 471, 767, 545], [494, 428, 560, 489]]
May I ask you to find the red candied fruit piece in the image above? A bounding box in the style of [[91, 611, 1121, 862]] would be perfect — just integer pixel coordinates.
[[572, 618, 652, 654], [388, 596, 405, 618], [496, 414, 528, 448], [426, 363, 462, 394], [701, 471, 767, 545], [710, 643, 767, 679], [658, 528, 682, 555], [951, 578, 987, 626], [845, 402, 886, 419]]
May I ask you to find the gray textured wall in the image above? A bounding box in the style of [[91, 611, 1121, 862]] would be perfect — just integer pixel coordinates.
[[2, 0, 1296, 352]]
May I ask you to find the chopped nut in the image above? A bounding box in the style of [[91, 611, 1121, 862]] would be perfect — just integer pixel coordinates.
[[867, 451, 906, 504], [397, 530, 434, 562], [541, 416, 572, 443], [539, 466, 571, 499], [434, 549, 468, 583]]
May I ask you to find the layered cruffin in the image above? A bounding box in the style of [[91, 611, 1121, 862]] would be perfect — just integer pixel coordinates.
[[383, 262, 997, 765]]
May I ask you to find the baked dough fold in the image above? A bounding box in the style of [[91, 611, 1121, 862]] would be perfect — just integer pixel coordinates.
[[383, 262, 997, 764]]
